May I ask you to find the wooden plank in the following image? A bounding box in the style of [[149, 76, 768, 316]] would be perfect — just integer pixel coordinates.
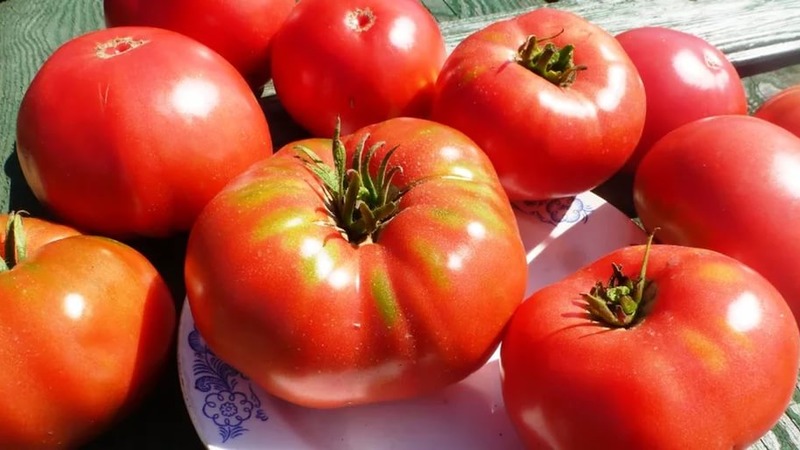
[[438, 0, 800, 76], [421, 0, 460, 21], [0, 0, 104, 215], [431, 0, 537, 17], [0, 2, 798, 450]]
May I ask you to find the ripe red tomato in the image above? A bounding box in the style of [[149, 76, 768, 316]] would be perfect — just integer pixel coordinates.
[[16, 26, 272, 238], [185, 118, 527, 408], [270, 0, 447, 137], [615, 27, 747, 173], [103, 0, 296, 90], [500, 241, 800, 449], [634, 115, 800, 322], [0, 213, 176, 449], [755, 85, 800, 137], [432, 8, 645, 201]]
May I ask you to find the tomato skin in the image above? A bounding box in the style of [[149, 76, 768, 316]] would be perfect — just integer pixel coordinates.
[[755, 85, 800, 137], [103, 0, 296, 89], [500, 244, 800, 450], [615, 27, 747, 173], [0, 215, 176, 449], [185, 118, 527, 408], [270, 0, 447, 137], [634, 115, 800, 321], [16, 26, 272, 238], [432, 8, 645, 201]]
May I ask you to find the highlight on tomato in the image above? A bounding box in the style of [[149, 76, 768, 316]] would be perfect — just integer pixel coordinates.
[[0, 212, 177, 450], [16, 26, 273, 238], [432, 8, 645, 201], [185, 118, 528, 409], [270, 0, 447, 137], [634, 114, 800, 323], [614, 26, 747, 174], [500, 234, 800, 449]]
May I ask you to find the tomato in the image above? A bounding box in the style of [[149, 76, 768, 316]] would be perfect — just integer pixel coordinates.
[[270, 0, 447, 137], [634, 115, 800, 322], [103, 0, 296, 90], [431, 8, 645, 201], [0, 213, 176, 449], [16, 26, 272, 238], [615, 26, 747, 174], [500, 239, 800, 449], [185, 118, 527, 408], [755, 85, 800, 137]]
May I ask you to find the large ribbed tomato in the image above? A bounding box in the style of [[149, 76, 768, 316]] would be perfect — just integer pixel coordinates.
[[501, 240, 799, 449], [185, 118, 527, 408]]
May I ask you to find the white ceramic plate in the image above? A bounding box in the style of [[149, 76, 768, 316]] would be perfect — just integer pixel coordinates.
[[177, 191, 647, 450]]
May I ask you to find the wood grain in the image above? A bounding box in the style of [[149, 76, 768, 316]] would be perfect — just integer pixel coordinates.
[[0, 0, 103, 215], [438, 0, 800, 76], [1, 1, 800, 449]]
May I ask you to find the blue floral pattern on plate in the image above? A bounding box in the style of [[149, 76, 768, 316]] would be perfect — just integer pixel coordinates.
[[188, 327, 269, 443], [514, 196, 593, 225]]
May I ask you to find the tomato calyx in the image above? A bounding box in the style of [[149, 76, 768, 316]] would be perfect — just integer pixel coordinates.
[[516, 33, 586, 87], [582, 232, 658, 328], [1, 211, 28, 271], [295, 120, 405, 245]]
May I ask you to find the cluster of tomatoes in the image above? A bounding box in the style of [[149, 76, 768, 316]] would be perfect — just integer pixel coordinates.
[[7, 0, 800, 448]]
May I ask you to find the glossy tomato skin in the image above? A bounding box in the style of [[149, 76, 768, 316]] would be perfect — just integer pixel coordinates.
[[634, 115, 800, 321], [755, 85, 800, 137], [616, 27, 747, 173], [501, 244, 800, 450], [270, 0, 447, 137], [16, 27, 272, 238], [185, 118, 527, 408], [103, 0, 296, 89], [432, 8, 645, 201], [0, 215, 176, 449]]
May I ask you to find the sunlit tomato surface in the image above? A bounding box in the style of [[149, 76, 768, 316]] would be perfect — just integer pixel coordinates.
[[501, 243, 800, 450], [755, 85, 800, 137], [185, 118, 527, 408], [16, 27, 272, 238], [634, 115, 800, 322], [432, 8, 645, 200], [270, 0, 447, 137], [0, 214, 176, 449], [615, 26, 747, 173], [103, 0, 296, 89]]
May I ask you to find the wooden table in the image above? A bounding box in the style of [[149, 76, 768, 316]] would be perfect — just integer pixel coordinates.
[[1, 1, 799, 448]]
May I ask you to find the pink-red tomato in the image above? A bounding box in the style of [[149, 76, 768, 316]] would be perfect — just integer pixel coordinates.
[[185, 118, 527, 408], [501, 242, 799, 449], [432, 8, 645, 201], [270, 0, 447, 137], [634, 115, 800, 321], [615, 26, 747, 173], [0, 213, 176, 449], [755, 85, 800, 137], [103, 0, 296, 89], [16, 26, 272, 238]]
